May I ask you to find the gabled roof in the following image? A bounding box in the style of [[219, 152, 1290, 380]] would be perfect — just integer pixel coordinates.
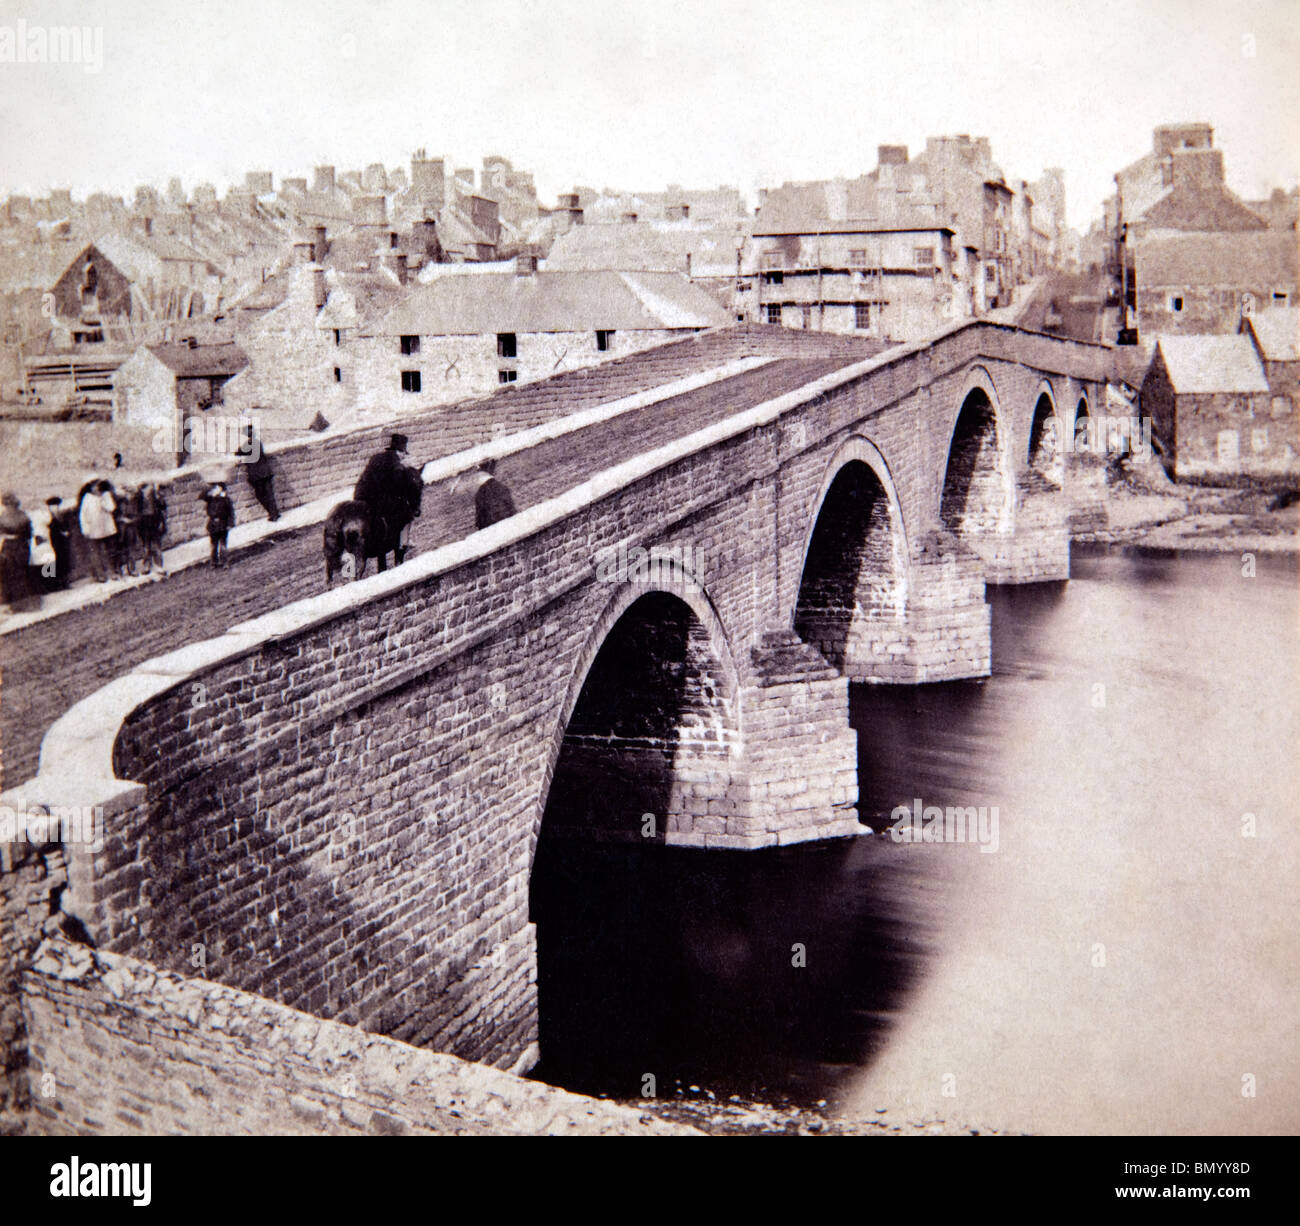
[[1154, 334, 1269, 394], [145, 341, 249, 377], [1246, 308, 1299, 361], [1136, 231, 1298, 290], [1138, 181, 1267, 232], [93, 232, 219, 282], [368, 269, 731, 335]]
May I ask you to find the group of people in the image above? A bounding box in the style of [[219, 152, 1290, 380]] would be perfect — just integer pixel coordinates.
[[3, 429, 519, 612], [76, 478, 169, 583], [0, 479, 168, 611]]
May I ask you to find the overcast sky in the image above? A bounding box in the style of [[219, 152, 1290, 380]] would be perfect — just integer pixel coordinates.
[[1, 0, 1296, 230]]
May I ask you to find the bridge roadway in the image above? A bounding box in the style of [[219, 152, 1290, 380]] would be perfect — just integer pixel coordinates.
[[0, 356, 854, 789]]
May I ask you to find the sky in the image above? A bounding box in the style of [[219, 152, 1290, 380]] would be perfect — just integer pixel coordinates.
[[1, 0, 1297, 231]]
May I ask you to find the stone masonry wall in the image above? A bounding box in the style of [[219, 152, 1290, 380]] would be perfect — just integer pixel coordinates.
[[22, 938, 693, 1136]]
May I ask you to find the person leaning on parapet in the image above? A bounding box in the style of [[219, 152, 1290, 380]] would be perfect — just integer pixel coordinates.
[[240, 423, 280, 522], [0, 492, 34, 610], [473, 458, 516, 531], [78, 479, 118, 584], [198, 480, 235, 569]]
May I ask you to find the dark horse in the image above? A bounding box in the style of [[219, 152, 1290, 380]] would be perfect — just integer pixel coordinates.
[[323, 467, 422, 584]]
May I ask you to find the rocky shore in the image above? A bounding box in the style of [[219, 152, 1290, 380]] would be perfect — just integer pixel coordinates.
[[1070, 459, 1298, 554]]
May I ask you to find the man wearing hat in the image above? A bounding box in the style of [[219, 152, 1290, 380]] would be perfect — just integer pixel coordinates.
[[354, 433, 420, 562]]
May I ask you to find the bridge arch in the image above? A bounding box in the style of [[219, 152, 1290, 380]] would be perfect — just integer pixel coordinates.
[[792, 437, 910, 670], [939, 365, 1014, 539], [533, 567, 742, 850], [1026, 380, 1065, 485], [1073, 392, 1092, 449]]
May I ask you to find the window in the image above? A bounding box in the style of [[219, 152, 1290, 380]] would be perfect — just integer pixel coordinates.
[[333, 367, 342, 383], [1170, 295, 1184, 312], [855, 303, 871, 329], [914, 247, 935, 267], [766, 304, 782, 324], [848, 249, 868, 268], [208, 378, 224, 406], [761, 252, 783, 271], [1271, 396, 1294, 419], [1252, 427, 1269, 453], [1274, 291, 1289, 304], [985, 264, 997, 284], [801, 305, 812, 329], [334, 329, 341, 346], [400, 334, 420, 355], [401, 370, 421, 393], [498, 369, 518, 384], [762, 270, 784, 285], [1216, 429, 1239, 463], [497, 333, 517, 358], [596, 330, 615, 351]]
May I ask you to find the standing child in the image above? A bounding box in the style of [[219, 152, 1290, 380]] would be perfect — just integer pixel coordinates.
[[199, 481, 234, 568]]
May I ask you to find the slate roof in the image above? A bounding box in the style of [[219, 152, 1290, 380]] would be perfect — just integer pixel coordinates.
[[755, 177, 948, 235], [1139, 181, 1267, 232], [1246, 308, 1299, 361], [368, 269, 731, 335], [146, 341, 249, 378], [1136, 231, 1298, 290], [1154, 334, 1269, 394]]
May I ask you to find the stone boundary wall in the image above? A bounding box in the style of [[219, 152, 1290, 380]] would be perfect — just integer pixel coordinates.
[[22, 938, 695, 1136], [0, 839, 65, 1132]]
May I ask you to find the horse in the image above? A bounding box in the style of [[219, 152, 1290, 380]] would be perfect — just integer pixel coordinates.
[[323, 468, 423, 584]]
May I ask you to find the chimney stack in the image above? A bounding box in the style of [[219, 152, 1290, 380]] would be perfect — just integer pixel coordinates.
[[312, 225, 328, 263]]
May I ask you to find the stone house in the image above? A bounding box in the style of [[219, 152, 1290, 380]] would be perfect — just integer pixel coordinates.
[[1243, 308, 1299, 417], [1141, 333, 1294, 478], [1134, 231, 1298, 338], [114, 340, 250, 466], [348, 260, 730, 415]]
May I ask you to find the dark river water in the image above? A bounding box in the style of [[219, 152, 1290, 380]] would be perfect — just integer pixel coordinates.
[[529, 545, 1299, 1135]]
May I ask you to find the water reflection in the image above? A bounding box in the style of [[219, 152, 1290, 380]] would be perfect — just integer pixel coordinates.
[[531, 546, 1299, 1131]]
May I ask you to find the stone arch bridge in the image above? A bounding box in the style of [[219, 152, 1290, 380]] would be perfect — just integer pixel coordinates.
[[3, 321, 1113, 1075]]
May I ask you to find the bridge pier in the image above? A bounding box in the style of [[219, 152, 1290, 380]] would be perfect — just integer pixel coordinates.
[[797, 530, 992, 685], [978, 474, 1072, 584]]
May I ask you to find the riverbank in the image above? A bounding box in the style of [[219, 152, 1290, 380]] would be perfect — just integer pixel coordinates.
[[624, 1087, 1023, 1136], [1071, 462, 1299, 553]]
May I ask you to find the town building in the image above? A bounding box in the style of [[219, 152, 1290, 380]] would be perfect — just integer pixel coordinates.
[[749, 138, 1066, 342], [1141, 333, 1295, 478], [114, 340, 249, 465], [1243, 307, 1299, 417], [348, 259, 731, 415], [1106, 124, 1295, 342]]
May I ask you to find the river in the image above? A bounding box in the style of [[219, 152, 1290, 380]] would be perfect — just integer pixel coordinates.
[[529, 545, 1299, 1135]]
